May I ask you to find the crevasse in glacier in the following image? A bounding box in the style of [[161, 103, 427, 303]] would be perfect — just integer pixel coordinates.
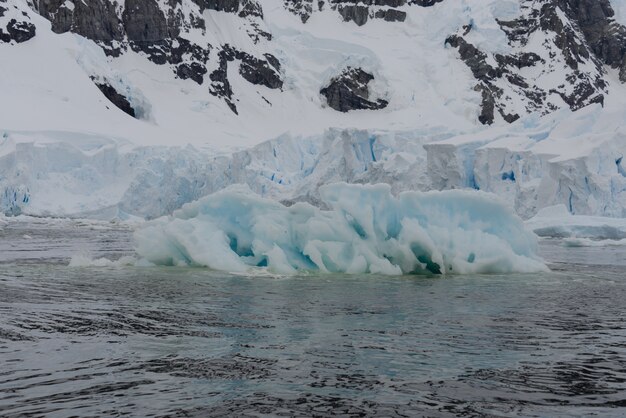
[[135, 183, 547, 275]]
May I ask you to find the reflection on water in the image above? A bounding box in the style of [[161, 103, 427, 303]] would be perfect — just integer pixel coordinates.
[[0, 219, 625, 417]]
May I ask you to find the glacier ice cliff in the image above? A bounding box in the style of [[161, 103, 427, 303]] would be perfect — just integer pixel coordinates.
[[2, 105, 626, 222], [135, 183, 547, 275]]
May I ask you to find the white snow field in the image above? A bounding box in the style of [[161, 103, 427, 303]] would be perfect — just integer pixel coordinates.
[[135, 183, 547, 275], [614, 0, 626, 25]]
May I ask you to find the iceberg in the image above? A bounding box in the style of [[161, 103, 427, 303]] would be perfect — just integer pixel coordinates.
[[526, 205, 626, 240], [135, 183, 547, 275]]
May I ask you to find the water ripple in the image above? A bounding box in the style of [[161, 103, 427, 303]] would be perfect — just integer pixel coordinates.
[[0, 220, 625, 417]]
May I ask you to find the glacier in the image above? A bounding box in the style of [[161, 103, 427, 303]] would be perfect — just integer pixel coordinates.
[[3, 102, 626, 221], [135, 183, 547, 275]]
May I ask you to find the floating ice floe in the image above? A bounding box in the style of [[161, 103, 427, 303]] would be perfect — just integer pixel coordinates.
[[561, 238, 626, 248], [135, 183, 547, 275], [526, 205, 626, 240], [69, 254, 137, 268]]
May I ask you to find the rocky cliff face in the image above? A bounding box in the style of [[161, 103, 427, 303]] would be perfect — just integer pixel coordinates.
[[31, 0, 280, 114], [321, 67, 388, 112], [34, 2, 272, 67], [445, 0, 626, 124], [566, 0, 626, 81], [7, 0, 626, 124], [284, 0, 443, 24]]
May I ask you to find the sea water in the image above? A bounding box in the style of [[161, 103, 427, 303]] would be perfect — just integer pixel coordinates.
[[0, 219, 625, 417]]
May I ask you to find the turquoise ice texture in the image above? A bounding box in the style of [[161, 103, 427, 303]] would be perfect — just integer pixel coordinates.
[[135, 183, 547, 275]]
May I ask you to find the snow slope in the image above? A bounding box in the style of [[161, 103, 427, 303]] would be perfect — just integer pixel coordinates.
[[0, 0, 484, 149], [5, 0, 623, 146]]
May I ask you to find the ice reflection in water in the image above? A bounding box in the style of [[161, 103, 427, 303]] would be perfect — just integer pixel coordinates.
[[0, 219, 625, 417]]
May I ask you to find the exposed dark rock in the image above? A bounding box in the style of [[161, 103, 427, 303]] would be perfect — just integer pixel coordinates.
[[476, 85, 496, 125], [264, 53, 281, 70], [552, 77, 605, 110], [284, 0, 314, 23], [199, 0, 240, 13], [445, 35, 500, 81], [94, 82, 136, 118], [337, 5, 369, 26], [209, 47, 238, 114], [171, 38, 211, 84], [245, 23, 272, 44], [170, 38, 211, 65], [446, 34, 520, 124], [239, 0, 263, 18], [556, 0, 626, 82], [321, 67, 388, 112], [374, 8, 407, 23], [447, 30, 543, 124], [239, 53, 283, 89], [495, 52, 542, 69], [37, 0, 124, 43], [505, 73, 529, 89], [190, 0, 267, 29], [501, 111, 521, 124], [3, 19, 36, 43], [35, 0, 71, 33], [539, 3, 589, 69], [209, 45, 283, 112], [123, 0, 170, 64], [409, 0, 444, 6], [1, 6, 36, 44], [447, 0, 612, 125], [50, 5, 73, 33], [284, 0, 443, 24], [176, 62, 208, 85], [374, 0, 408, 7], [192, 0, 268, 43]]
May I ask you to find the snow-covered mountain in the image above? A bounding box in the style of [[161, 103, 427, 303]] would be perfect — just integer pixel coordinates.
[[1, 0, 626, 219]]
